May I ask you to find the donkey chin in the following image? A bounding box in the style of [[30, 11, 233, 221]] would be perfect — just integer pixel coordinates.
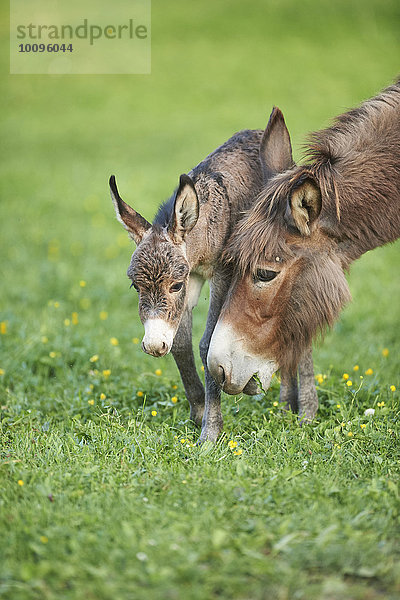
[[141, 318, 176, 358], [207, 321, 278, 395]]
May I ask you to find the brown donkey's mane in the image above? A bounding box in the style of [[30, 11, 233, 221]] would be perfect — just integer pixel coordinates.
[[226, 79, 400, 275]]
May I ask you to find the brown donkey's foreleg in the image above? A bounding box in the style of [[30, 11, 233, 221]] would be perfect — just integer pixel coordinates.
[[279, 370, 299, 412], [297, 347, 318, 422], [172, 307, 205, 427]]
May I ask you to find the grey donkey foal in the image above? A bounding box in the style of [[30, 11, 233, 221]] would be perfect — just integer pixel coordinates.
[[110, 111, 317, 442]]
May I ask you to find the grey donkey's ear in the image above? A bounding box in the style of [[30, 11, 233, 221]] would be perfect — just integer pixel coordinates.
[[109, 175, 151, 245], [169, 174, 199, 243], [260, 107, 294, 181], [286, 177, 322, 236]]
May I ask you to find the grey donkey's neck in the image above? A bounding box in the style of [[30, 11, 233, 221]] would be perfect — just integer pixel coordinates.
[[153, 129, 264, 233]]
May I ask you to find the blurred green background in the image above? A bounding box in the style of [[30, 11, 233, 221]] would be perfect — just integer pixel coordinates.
[[1, 0, 399, 379], [1, 2, 400, 599]]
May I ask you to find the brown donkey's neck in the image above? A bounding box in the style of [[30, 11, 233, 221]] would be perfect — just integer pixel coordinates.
[[304, 81, 400, 265]]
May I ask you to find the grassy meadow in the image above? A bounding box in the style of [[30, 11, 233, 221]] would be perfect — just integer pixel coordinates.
[[1, 0, 400, 598]]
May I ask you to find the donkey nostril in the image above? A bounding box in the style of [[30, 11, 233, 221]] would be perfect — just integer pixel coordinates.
[[161, 341, 167, 352], [218, 365, 225, 385], [141, 341, 147, 354]]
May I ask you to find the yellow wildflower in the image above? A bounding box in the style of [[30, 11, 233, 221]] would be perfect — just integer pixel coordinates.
[[102, 369, 111, 378], [336, 404, 341, 409], [377, 401, 385, 408], [353, 365, 359, 371], [40, 536, 48, 544], [99, 311, 108, 321], [382, 348, 389, 358], [172, 384, 178, 390], [360, 424, 367, 429], [342, 373, 349, 380], [41, 336, 48, 344], [110, 337, 119, 346], [171, 396, 178, 404], [346, 380, 352, 387], [228, 440, 238, 449], [0, 322, 7, 335], [100, 393, 106, 401], [273, 401, 278, 407], [79, 280, 86, 287], [334, 443, 341, 449], [365, 368, 373, 376], [137, 391, 144, 397], [201, 365, 205, 372], [53, 302, 60, 309], [347, 431, 353, 437], [180, 438, 186, 444], [89, 354, 99, 363], [155, 369, 162, 376], [18, 480, 24, 486], [315, 374, 324, 384], [88, 399, 94, 406], [132, 337, 140, 344], [64, 318, 70, 327], [72, 312, 79, 325], [390, 385, 396, 392], [49, 351, 57, 358], [234, 449, 243, 456], [151, 410, 157, 416]]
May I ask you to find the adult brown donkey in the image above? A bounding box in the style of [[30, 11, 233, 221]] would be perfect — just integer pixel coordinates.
[[208, 80, 400, 408], [109, 113, 317, 442]]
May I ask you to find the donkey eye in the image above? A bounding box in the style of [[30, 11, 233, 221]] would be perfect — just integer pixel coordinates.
[[254, 269, 279, 283], [170, 282, 184, 293], [130, 281, 139, 292]]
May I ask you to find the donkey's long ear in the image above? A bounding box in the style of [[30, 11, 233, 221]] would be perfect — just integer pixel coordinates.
[[260, 107, 294, 181], [287, 177, 322, 236], [109, 175, 151, 245], [169, 174, 199, 243]]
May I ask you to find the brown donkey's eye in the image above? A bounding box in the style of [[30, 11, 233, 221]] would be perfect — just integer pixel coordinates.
[[254, 269, 279, 283], [170, 282, 184, 293]]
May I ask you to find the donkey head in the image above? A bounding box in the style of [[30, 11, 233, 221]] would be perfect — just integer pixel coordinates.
[[110, 174, 199, 357], [207, 108, 351, 394]]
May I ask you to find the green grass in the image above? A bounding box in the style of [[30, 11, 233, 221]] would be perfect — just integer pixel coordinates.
[[1, 0, 400, 598]]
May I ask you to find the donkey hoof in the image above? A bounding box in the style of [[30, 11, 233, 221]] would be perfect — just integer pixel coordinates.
[[189, 405, 205, 428], [198, 422, 223, 444]]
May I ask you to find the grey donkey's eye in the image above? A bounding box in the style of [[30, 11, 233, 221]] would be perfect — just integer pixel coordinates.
[[253, 269, 279, 283], [169, 282, 184, 293]]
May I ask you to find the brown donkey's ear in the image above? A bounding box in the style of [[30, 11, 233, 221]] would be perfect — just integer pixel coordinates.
[[260, 107, 294, 180], [169, 174, 199, 243], [109, 175, 151, 245], [287, 178, 322, 236]]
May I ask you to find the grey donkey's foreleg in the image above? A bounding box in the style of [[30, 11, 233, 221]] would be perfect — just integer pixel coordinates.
[[198, 275, 229, 443], [280, 347, 318, 420], [171, 307, 205, 427]]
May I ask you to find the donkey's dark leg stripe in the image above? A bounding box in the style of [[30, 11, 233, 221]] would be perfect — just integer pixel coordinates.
[[172, 308, 205, 427]]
